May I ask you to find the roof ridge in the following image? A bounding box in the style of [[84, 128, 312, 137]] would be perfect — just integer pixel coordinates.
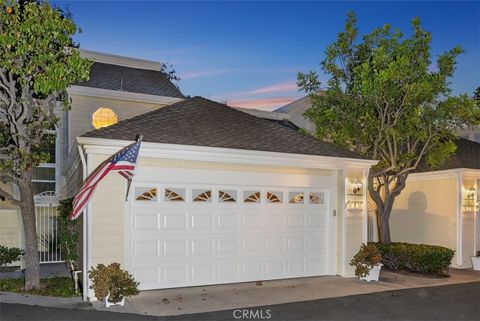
[[82, 96, 368, 160]]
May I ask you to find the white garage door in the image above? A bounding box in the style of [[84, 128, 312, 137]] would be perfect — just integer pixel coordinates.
[[127, 167, 332, 290]]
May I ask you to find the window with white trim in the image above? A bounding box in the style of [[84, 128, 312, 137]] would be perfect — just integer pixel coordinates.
[[32, 130, 57, 196]]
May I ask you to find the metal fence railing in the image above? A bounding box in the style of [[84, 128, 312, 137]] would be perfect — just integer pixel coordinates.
[[35, 205, 63, 263]]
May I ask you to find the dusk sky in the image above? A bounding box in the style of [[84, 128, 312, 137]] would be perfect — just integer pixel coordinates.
[[54, 1, 479, 111]]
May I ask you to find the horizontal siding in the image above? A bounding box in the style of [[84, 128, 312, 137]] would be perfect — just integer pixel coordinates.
[[390, 178, 457, 251], [89, 154, 125, 267], [69, 94, 165, 148], [0, 209, 22, 249]]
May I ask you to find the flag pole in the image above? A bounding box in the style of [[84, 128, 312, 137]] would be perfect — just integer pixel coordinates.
[[125, 135, 143, 201]]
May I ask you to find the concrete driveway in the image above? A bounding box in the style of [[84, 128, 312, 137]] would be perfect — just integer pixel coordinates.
[[94, 269, 480, 316]]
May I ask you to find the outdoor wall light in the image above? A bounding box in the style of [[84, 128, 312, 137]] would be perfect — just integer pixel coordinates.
[[466, 187, 476, 200], [353, 180, 363, 194]]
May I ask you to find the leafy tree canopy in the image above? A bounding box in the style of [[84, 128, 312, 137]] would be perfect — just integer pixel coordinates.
[[0, 0, 92, 181], [298, 13, 480, 242]]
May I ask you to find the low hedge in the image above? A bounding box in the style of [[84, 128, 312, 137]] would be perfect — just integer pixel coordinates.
[[372, 242, 454, 275]]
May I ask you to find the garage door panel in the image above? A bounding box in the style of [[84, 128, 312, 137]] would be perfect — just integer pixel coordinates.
[[217, 262, 239, 279], [241, 238, 262, 253], [133, 240, 159, 258], [133, 213, 159, 231], [242, 261, 262, 278], [162, 213, 187, 231], [191, 214, 214, 230], [287, 215, 305, 228], [287, 237, 305, 251], [216, 215, 238, 230], [133, 266, 158, 284], [217, 239, 239, 255], [162, 239, 187, 257], [129, 180, 331, 290], [264, 260, 284, 275], [264, 236, 285, 252], [163, 264, 187, 283], [190, 239, 214, 256], [287, 259, 305, 273], [307, 214, 325, 228], [242, 215, 262, 230], [190, 263, 213, 281]]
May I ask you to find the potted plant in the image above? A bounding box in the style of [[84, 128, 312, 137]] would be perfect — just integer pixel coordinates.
[[350, 243, 383, 282], [472, 251, 480, 271], [89, 263, 139, 307]]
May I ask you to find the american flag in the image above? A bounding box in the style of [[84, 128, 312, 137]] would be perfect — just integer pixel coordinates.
[[68, 139, 142, 221]]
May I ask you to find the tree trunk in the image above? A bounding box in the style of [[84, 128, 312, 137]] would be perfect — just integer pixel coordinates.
[[375, 196, 396, 244], [18, 168, 40, 290]]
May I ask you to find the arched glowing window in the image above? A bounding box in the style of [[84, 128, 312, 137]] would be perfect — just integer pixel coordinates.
[[92, 107, 118, 129]]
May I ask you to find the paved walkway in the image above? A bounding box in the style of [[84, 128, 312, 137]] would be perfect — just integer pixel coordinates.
[[93, 268, 480, 316]]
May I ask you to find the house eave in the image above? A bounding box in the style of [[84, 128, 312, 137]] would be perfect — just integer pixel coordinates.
[[67, 85, 184, 105], [76, 137, 377, 170], [408, 168, 480, 181]]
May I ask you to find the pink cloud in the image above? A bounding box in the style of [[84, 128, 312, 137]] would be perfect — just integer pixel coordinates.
[[228, 96, 299, 111], [214, 81, 299, 99], [248, 82, 298, 94], [180, 69, 233, 79]]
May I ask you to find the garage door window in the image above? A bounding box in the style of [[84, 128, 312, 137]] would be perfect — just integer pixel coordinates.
[[266, 191, 282, 203], [289, 192, 304, 204], [219, 190, 236, 203], [135, 187, 157, 201], [244, 191, 261, 203], [193, 189, 212, 202], [165, 188, 185, 202], [309, 192, 324, 204]]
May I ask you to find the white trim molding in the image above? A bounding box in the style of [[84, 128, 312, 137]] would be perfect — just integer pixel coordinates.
[[79, 49, 161, 71], [408, 168, 480, 181], [76, 137, 378, 171], [67, 86, 184, 106], [456, 172, 463, 267]]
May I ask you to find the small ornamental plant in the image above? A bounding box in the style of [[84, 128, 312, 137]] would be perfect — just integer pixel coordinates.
[[350, 243, 382, 277], [89, 263, 139, 304], [0, 246, 23, 271]]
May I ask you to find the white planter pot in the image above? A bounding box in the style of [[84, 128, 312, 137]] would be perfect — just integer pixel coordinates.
[[471, 257, 480, 271], [104, 293, 125, 308], [360, 264, 383, 282]]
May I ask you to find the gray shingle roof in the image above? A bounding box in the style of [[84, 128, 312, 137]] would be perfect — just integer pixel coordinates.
[[77, 62, 184, 98], [417, 138, 480, 172], [82, 97, 366, 159]]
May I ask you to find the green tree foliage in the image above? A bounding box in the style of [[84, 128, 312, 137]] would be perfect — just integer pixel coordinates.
[[298, 13, 480, 243], [58, 198, 78, 266], [0, 0, 92, 289]]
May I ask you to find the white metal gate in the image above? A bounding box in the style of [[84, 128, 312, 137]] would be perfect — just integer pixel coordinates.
[[34, 192, 63, 263]]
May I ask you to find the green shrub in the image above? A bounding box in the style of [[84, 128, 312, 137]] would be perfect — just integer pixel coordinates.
[[0, 245, 23, 270], [373, 242, 454, 275], [350, 243, 382, 277], [89, 263, 139, 303]]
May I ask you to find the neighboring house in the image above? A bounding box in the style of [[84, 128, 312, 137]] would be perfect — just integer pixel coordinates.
[[275, 95, 315, 133], [1, 51, 378, 301], [276, 96, 480, 268], [386, 138, 480, 268]]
